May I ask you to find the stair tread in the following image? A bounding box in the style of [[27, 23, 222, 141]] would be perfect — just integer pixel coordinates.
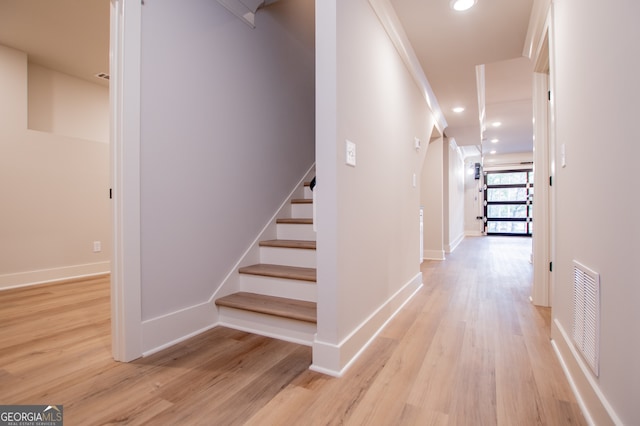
[[216, 292, 317, 323], [259, 239, 316, 250], [277, 218, 313, 224], [239, 263, 316, 282], [291, 198, 312, 204]]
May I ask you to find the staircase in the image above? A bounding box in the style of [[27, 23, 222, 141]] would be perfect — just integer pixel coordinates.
[[215, 180, 317, 345]]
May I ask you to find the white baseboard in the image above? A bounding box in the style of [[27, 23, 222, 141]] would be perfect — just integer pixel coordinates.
[[552, 319, 622, 426], [310, 272, 423, 377], [0, 261, 111, 290], [423, 250, 445, 261], [465, 230, 483, 237], [141, 302, 218, 356], [445, 233, 464, 253]]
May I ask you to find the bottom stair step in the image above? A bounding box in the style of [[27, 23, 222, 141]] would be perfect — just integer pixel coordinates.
[[215, 292, 317, 323]]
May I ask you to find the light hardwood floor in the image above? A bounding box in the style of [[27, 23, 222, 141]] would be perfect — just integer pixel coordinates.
[[0, 237, 585, 425]]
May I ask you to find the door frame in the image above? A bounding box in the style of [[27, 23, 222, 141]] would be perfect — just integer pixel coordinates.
[[110, 0, 143, 361], [529, 2, 555, 308]]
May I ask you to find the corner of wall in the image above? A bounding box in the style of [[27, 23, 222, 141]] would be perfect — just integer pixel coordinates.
[[445, 233, 464, 254], [310, 272, 423, 376], [141, 302, 218, 356]]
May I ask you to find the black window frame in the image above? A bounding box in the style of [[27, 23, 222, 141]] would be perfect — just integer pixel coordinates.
[[483, 169, 533, 237]]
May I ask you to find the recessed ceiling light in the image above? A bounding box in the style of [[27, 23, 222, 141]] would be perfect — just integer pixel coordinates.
[[491, 121, 502, 127], [452, 106, 465, 113], [491, 138, 499, 143], [450, 0, 477, 12], [490, 150, 497, 154]]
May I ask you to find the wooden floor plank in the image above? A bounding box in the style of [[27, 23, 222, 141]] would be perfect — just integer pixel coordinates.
[[0, 237, 586, 425]]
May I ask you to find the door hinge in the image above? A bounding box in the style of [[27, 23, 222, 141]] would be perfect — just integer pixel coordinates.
[[548, 90, 551, 101], [549, 262, 553, 272], [109, 188, 112, 199], [549, 176, 553, 186]]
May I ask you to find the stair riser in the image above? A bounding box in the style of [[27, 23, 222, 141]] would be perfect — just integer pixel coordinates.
[[218, 307, 316, 346], [277, 223, 316, 240], [259, 246, 316, 268], [291, 203, 313, 218], [239, 275, 316, 302], [304, 187, 313, 199]]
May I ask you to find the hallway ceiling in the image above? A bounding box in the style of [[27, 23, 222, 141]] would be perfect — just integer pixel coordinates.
[[391, 0, 535, 157], [0, 0, 534, 159]]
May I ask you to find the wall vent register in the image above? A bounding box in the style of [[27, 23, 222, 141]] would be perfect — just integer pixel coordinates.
[[572, 260, 600, 376]]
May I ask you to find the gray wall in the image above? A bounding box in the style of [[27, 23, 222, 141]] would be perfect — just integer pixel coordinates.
[[551, 0, 640, 424], [139, 0, 315, 320]]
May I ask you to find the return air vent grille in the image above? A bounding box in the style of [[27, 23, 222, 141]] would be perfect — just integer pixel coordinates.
[[572, 260, 600, 376]]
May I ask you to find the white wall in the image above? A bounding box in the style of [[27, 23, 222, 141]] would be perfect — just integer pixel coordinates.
[[138, 0, 315, 321], [550, 0, 640, 424], [28, 63, 109, 143], [421, 138, 444, 260], [444, 138, 465, 252], [314, 0, 435, 374], [0, 44, 111, 288]]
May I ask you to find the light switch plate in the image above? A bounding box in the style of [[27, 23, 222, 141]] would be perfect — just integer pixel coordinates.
[[346, 140, 356, 167]]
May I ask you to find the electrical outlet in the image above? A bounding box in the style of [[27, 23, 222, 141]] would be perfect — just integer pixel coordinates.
[[346, 140, 356, 166], [93, 241, 102, 253]]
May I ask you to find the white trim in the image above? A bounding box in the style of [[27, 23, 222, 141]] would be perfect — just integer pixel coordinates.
[[110, 0, 143, 362], [552, 319, 622, 426], [0, 262, 110, 290], [547, 3, 558, 309], [476, 64, 486, 136], [141, 302, 217, 356], [523, 0, 552, 60], [465, 230, 483, 237], [531, 72, 550, 307], [423, 250, 445, 261], [367, 0, 447, 134], [310, 273, 423, 376], [445, 233, 464, 254]]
